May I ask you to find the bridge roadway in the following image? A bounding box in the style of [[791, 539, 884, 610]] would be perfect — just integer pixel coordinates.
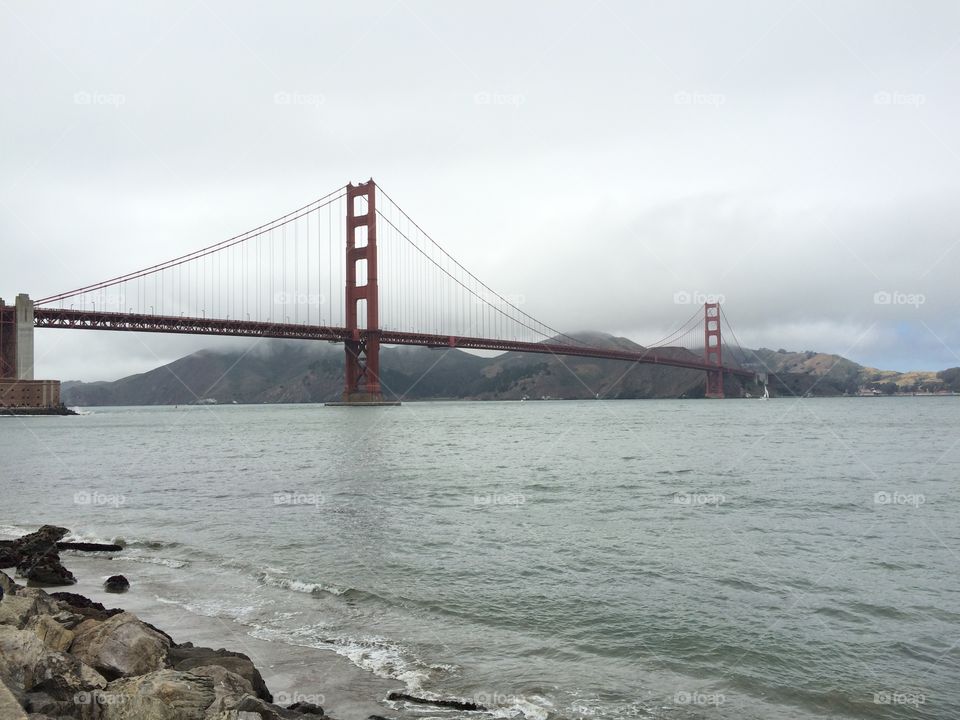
[[33, 307, 756, 378]]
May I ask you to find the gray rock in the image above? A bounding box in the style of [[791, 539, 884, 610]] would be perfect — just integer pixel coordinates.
[[0, 570, 17, 596], [0, 625, 107, 699], [0, 588, 60, 631], [169, 646, 272, 702], [0, 676, 28, 719], [94, 669, 215, 720], [184, 663, 255, 715], [28, 615, 75, 652], [70, 612, 170, 680]]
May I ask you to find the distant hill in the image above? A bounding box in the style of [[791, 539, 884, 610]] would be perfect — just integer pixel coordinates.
[[62, 334, 752, 405], [738, 348, 960, 396], [60, 336, 960, 406]]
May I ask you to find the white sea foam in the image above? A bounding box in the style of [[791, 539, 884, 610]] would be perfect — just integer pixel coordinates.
[[257, 570, 347, 596], [330, 637, 432, 689], [112, 555, 189, 569], [0, 524, 29, 539]]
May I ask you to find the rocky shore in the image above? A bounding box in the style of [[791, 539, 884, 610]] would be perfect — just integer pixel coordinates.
[[0, 526, 338, 719]]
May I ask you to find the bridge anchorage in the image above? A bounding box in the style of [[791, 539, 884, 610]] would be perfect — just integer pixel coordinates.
[[3, 177, 758, 408]]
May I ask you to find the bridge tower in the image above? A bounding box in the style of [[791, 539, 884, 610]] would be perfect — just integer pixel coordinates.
[[341, 180, 385, 404], [704, 302, 723, 399]]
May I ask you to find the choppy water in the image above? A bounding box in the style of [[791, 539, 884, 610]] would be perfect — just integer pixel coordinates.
[[1, 399, 958, 719]]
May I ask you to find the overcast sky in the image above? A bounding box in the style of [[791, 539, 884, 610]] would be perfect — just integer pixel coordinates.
[[2, 1, 959, 381]]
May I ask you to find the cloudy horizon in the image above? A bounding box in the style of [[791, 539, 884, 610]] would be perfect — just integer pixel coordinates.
[[2, 1, 959, 381]]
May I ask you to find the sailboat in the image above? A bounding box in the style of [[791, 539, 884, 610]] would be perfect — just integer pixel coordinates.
[[761, 384, 770, 400]]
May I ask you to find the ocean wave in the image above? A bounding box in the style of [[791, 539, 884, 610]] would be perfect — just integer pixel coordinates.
[[112, 556, 190, 569], [256, 570, 348, 596], [332, 636, 433, 689], [0, 524, 30, 539]]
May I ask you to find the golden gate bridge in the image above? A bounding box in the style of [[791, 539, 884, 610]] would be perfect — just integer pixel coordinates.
[[1, 180, 757, 404]]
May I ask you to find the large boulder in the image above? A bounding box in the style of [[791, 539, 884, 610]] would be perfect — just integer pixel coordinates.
[[0, 595, 40, 630], [0, 587, 60, 630], [0, 625, 106, 700], [185, 663, 254, 716], [94, 670, 215, 720], [70, 612, 170, 680], [169, 645, 272, 702]]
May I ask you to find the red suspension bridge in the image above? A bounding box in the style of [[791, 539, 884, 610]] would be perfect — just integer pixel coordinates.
[[1, 180, 757, 403]]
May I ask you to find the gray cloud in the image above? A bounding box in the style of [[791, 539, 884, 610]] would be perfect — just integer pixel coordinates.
[[2, 0, 959, 380]]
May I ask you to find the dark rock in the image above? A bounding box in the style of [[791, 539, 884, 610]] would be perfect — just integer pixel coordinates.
[[168, 645, 273, 702], [49, 592, 122, 621], [0, 540, 123, 552], [387, 691, 485, 711], [288, 700, 325, 715], [141, 619, 175, 645], [10, 527, 75, 587], [10, 526, 69, 557], [57, 541, 124, 552], [17, 552, 76, 587], [0, 548, 20, 569], [103, 575, 129, 593]]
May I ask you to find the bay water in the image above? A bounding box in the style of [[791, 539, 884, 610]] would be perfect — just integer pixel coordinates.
[[1, 399, 957, 719]]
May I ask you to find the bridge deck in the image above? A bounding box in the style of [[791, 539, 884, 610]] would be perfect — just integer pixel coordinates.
[[33, 307, 754, 378]]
